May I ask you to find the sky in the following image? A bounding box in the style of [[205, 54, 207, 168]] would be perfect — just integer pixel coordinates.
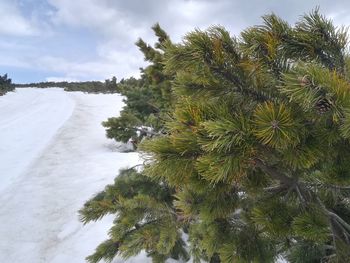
[[2, 0, 350, 83]]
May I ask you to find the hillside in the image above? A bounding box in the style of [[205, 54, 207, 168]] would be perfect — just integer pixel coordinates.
[[0, 88, 146, 262]]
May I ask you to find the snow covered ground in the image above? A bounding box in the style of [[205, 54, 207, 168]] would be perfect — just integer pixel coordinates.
[[0, 88, 149, 263]]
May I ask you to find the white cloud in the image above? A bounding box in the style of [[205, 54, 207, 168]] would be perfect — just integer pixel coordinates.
[[48, 0, 116, 29], [33, 55, 141, 81], [5, 0, 350, 83], [45, 76, 79, 82], [42, 0, 237, 81], [0, 1, 39, 36]]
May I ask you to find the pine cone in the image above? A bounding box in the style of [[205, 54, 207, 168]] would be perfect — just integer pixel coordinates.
[[316, 98, 332, 114]]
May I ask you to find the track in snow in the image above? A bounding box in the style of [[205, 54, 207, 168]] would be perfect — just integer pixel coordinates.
[[0, 88, 147, 263]]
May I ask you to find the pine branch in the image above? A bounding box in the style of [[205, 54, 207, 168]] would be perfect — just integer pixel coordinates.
[[295, 185, 350, 234], [306, 194, 350, 249], [309, 182, 350, 191], [328, 211, 350, 234], [146, 101, 161, 112], [253, 158, 295, 185], [295, 184, 307, 204], [263, 185, 287, 193]]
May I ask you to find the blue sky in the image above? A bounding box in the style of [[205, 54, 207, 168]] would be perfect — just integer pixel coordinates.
[[2, 0, 350, 83]]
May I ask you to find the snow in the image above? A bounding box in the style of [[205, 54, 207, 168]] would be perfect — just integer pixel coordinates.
[[0, 88, 75, 193], [0, 88, 146, 263]]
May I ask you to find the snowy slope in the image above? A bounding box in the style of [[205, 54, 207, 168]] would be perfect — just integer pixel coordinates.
[[0, 88, 75, 193], [0, 88, 146, 263]]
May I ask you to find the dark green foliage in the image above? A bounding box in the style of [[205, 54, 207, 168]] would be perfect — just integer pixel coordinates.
[[0, 74, 14, 95], [79, 168, 189, 263], [85, 239, 120, 263], [103, 23, 174, 146], [83, 10, 350, 263], [103, 111, 142, 145]]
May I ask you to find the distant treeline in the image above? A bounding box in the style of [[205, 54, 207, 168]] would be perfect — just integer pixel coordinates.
[[15, 76, 118, 93]]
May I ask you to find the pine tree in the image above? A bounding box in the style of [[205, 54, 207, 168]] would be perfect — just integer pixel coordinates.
[[104, 76, 118, 93], [0, 73, 14, 96], [102, 23, 174, 148], [81, 10, 350, 262]]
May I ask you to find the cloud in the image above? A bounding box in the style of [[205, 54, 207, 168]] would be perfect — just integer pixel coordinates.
[[33, 54, 141, 81], [0, 1, 39, 36], [5, 0, 350, 82], [41, 0, 243, 81], [45, 76, 79, 82]]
